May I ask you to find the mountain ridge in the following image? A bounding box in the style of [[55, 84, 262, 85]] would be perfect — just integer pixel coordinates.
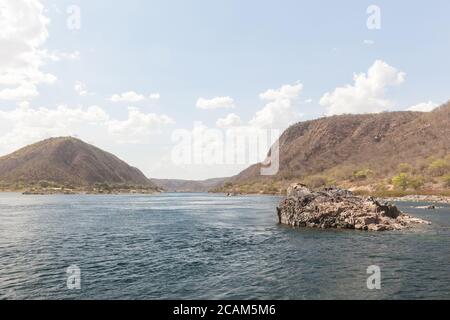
[[0, 137, 158, 191], [217, 102, 450, 195], [1, 103, 449, 195]]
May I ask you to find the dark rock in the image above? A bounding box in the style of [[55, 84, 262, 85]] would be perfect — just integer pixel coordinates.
[[277, 184, 430, 232]]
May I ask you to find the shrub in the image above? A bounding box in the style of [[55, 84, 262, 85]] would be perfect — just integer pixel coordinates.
[[375, 181, 389, 193], [392, 174, 424, 191], [443, 175, 450, 188], [353, 169, 374, 181], [39, 180, 50, 188], [304, 175, 328, 189], [265, 184, 279, 193], [409, 176, 425, 191], [281, 170, 295, 180], [223, 182, 233, 189], [94, 183, 112, 191], [392, 173, 410, 191], [398, 163, 413, 173], [429, 159, 449, 177], [332, 166, 355, 181]]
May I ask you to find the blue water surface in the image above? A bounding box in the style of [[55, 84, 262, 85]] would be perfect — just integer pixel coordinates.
[[0, 193, 449, 300]]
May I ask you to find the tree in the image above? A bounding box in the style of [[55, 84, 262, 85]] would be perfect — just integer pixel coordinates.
[[392, 173, 409, 191], [39, 180, 50, 188], [353, 169, 374, 181], [429, 159, 449, 177], [223, 182, 233, 189], [409, 176, 425, 191], [443, 175, 450, 188]]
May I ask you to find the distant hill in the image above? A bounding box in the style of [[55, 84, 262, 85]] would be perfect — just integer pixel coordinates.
[[0, 137, 157, 190], [3, 102, 449, 196], [152, 177, 226, 192], [218, 102, 450, 195]]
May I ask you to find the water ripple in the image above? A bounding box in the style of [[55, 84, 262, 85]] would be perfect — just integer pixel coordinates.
[[0, 193, 449, 300]]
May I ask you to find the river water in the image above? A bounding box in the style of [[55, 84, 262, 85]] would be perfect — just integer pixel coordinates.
[[0, 193, 449, 300]]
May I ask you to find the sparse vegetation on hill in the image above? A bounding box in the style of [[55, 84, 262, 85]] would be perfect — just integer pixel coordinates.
[[151, 178, 226, 193], [0, 137, 159, 194], [215, 102, 450, 196]]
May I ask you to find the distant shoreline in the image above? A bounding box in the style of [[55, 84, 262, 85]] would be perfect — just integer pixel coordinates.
[[0, 189, 160, 196], [215, 191, 450, 204], [1, 190, 449, 204], [381, 195, 450, 204]]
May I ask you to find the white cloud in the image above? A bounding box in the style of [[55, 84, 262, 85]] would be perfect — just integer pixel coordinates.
[[216, 113, 242, 128], [363, 40, 375, 45], [43, 50, 81, 62], [110, 91, 146, 103], [18, 101, 30, 109], [107, 107, 175, 143], [320, 60, 405, 115], [196, 96, 235, 109], [74, 81, 90, 96], [249, 82, 303, 129], [109, 91, 160, 103], [149, 93, 161, 100], [259, 83, 303, 101], [0, 83, 39, 100], [0, 0, 57, 101], [0, 104, 108, 153], [407, 101, 439, 112], [0, 104, 175, 154]]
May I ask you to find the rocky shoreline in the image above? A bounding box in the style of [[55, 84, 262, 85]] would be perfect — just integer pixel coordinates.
[[0, 187, 160, 195], [382, 195, 450, 204], [277, 184, 430, 232], [20, 190, 160, 195]]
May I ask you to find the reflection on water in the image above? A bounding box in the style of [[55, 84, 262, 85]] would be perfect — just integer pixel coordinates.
[[0, 193, 449, 300]]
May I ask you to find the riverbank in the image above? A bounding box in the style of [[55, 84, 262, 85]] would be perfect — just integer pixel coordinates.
[[3, 188, 450, 203], [381, 195, 450, 204], [214, 189, 450, 204], [1, 187, 160, 195]]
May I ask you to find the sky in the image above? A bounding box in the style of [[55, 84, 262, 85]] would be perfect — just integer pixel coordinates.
[[0, 0, 449, 180]]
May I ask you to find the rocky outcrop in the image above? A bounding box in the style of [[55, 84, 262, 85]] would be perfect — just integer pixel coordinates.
[[277, 184, 430, 231], [415, 205, 437, 210]]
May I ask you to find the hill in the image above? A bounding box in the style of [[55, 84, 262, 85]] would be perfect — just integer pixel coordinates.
[[152, 177, 227, 192], [216, 102, 450, 195], [0, 137, 158, 193]]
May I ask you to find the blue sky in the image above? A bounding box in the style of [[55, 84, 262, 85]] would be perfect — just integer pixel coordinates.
[[0, 0, 449, 179]]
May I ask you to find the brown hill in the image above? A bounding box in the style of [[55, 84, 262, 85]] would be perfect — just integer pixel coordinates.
[[152, 177, 227, 192], [0, 137, 157, 188], [219, 102, 450, 194]]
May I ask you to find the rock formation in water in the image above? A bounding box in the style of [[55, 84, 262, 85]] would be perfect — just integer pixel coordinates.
[[277, 184, 430, 231]]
